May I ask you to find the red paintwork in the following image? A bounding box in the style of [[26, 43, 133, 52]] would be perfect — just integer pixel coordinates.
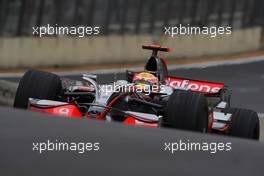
[[78, 87, 95, 91], [124, 117, 158, 127], [31, 105, 82, 118], [142, 44, 170, 52]]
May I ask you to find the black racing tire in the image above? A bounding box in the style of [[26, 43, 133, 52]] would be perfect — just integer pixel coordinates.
[[14, 70, 62, 109], [163, 90, 208, 132], [226, 108, 259, 140]]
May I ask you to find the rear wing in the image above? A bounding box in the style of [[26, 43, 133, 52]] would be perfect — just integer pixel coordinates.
[[142, 44, 170, 57]]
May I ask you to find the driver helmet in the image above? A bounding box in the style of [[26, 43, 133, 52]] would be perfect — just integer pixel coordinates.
[[133, 72, 159, 91]]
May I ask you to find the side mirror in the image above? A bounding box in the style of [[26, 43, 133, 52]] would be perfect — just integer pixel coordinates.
[[83, 74, 97, 81]]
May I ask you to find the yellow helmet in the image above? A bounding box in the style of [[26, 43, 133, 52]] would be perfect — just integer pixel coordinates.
[[133, 72, 159, 90]]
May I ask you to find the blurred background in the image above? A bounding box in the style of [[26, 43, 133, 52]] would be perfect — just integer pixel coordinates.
[[1, 0, 264, 35], [0, 0, 264, 69]]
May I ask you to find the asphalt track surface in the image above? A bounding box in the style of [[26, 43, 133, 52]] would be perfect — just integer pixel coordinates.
[[1, 106, 264, 176]]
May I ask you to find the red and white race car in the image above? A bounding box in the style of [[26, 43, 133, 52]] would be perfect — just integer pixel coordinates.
[[14, 44, 259, 140]]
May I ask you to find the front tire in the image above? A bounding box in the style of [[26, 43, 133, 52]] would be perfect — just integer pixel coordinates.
[[14, 70, 62, 109], [163, 90, 208, 132]]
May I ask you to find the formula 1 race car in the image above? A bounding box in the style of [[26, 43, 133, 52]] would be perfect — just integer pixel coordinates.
[[14, 44, 260, 140]]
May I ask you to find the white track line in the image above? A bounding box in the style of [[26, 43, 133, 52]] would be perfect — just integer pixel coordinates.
[[0, 55, 264, 78]]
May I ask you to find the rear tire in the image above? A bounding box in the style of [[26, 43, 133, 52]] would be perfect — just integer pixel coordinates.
[[226, 108, 259, 140], [163, 90, 208, 132], [14, 70, 62, 109]]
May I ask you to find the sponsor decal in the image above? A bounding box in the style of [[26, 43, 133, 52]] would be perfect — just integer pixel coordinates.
[[58, 108, 70, 115], [167, 78, 224, 93]]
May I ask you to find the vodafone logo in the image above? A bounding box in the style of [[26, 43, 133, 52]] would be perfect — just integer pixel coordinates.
[[167, 78, 223, 93]]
